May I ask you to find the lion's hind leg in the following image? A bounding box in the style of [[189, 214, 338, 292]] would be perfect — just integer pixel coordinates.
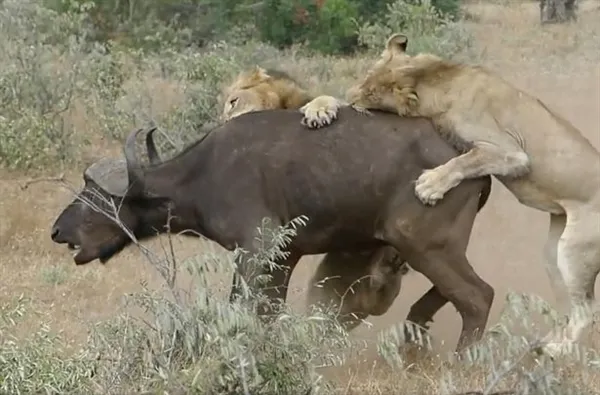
[[541, 206, 600, 358], [414, 125, 530, 205]]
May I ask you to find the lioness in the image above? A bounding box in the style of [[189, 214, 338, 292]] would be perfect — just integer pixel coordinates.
[[220, 66, 410, 330], [304, 33, 600, 358]]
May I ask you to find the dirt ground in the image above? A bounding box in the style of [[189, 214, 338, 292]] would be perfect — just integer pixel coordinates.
[[1, 1, 599, 392]]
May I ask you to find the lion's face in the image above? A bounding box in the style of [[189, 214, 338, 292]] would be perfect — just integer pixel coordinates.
[[347, 57, 401, 112], [221, 66, 274, 122], [346, 33, 418, 113], [346, 73, 398, 113], [221, 89, 265, 122]]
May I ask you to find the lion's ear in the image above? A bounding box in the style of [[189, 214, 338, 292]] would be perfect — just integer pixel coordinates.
[[252, 65, 270, 81], [386, 33, 408, 54]]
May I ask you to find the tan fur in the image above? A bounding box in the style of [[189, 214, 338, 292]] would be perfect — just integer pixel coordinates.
[[319, 33, 600, 358], [220, 66, 411, 328], [306, 250, 410, 331], [222, 65, 347, 128]]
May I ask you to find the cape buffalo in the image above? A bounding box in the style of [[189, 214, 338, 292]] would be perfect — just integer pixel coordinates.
[[50, 107, 493, 351]]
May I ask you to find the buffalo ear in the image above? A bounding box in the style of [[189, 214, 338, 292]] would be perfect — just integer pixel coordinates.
[[386, 33, 408, 54]]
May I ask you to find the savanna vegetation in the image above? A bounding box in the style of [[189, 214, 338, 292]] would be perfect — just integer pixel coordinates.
[[1, 0, 599, 393]]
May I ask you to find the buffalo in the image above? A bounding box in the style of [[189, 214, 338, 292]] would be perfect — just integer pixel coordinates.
[[50, 107, 493, 351]]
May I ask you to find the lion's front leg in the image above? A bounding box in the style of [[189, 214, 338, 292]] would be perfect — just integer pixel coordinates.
[[300, 95, 346, 129], [414, 165, 464, 205], [415, 141, 531, 205]]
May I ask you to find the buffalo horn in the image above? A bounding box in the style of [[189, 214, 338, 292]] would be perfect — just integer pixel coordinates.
[[123, 127, 148, 198], [145, 127, 161, 165]]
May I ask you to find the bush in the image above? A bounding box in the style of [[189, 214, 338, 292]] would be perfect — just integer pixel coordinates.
[[0, 295, 95, 394], [256, 0, 360, 55], [40, 0, 462, 55], [1, 216, 355, 394], [431, 0, 462, 19], [4, 250, 600, 393], [357, 0, 478, 62], [0, 0, 87, 170], [0, 0, 288, 171], [42, 0, 250, 51]]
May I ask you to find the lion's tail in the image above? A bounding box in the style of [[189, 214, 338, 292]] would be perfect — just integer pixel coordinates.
[[476, 175, 493, 212]]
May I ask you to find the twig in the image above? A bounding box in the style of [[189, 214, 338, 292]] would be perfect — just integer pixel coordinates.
[[20, 173, 65, 190], [165, 207, 178, 291], [480, 340, 545, 395], [238, 348, 251, 395]]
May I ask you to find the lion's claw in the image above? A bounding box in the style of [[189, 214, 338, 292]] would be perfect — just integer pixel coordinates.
[[301, 108, 337, 129], [351, 105, 372, 116]]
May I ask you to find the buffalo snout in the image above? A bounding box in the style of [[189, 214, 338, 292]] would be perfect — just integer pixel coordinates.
[[50, 188, 135, 265], [50, 225, 60, 241]]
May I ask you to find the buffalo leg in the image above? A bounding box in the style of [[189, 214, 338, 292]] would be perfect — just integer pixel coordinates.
[[419, 248, 493, 351], [384, 232, 494, 351], [403, 180, 488, 348], [402, 205, 477, 344], [229, 243, 301, 316], [403, 285, 449, 343]]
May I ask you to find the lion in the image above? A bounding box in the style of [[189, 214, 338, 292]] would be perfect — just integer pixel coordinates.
[[305, 33, 600, 358], [221, 65, 344, 128], [219, 65, 412, 331]]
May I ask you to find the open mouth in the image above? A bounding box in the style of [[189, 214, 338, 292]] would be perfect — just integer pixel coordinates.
[[67, 243, 81, 257], [65, 238, 130, 265]]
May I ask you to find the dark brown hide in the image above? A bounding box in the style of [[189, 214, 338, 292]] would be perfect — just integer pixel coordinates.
[[50, 107, 493, 351]]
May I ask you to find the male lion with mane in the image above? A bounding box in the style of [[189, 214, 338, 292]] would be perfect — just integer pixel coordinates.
[[221, 65, 344, 128], [304, 33, 600, 358], [220, 65, 411, 331]]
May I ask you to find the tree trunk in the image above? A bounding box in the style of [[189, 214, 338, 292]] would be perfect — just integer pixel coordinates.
[[540, 0, 578, 24]]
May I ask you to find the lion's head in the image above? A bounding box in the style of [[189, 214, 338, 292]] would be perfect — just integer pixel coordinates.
[[221, 65, 314, 122], [346, 33, 420, 115], [221, 66, 275, 122], [221, 89, 269, 122]]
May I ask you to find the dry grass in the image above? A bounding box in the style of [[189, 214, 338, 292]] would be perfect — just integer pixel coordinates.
[[1, 0, 600, 393]]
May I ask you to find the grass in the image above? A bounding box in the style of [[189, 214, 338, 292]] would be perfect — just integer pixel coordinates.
[[39, 265, 69, 286], [1, 0, 600, 393]]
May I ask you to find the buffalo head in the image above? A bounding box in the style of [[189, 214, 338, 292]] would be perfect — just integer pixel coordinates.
[[50, 127, 170, 265]]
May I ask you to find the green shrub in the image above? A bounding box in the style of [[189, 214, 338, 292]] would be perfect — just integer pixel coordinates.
[[306, 0, 360, 54], [357, 0, 478, 62], [0, 0, 87, 171], [431, 0, 462, 19], [0, 296, 95, 394], [40, 0, 462, 55], [256, 0, 360, 55], [43, 0, 248, 51], [0, 0, 287, 171], [2, 217, 354, 394]]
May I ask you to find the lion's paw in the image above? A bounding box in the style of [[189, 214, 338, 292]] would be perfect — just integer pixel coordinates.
[[301, 107, 337, 129], [414, 168, 461, 206], [300, 96, 341, 129]]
